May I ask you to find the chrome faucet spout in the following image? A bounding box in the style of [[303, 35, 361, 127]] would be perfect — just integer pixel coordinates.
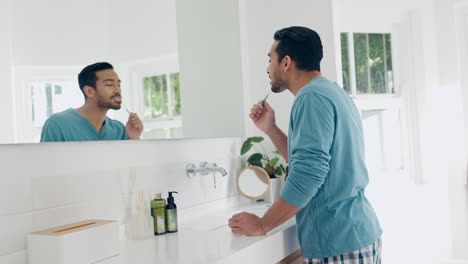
[[186, 162, 228, 178], [219, 168, 228, 176]]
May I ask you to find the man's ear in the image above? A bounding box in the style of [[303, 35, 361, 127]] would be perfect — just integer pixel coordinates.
[[283, 56, 292, 71], [83, 85, 96, 98]]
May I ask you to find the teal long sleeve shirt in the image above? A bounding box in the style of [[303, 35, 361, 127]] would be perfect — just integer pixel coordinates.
[[280, 76, 382, 258]]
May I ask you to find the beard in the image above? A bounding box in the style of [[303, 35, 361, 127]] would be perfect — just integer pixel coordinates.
[[97, 95, 121, 110], [269, 74, 287, 93], [271, 83, 287, 93]]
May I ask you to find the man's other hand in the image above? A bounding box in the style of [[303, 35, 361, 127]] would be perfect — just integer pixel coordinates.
[[228, 212, 267, 236]]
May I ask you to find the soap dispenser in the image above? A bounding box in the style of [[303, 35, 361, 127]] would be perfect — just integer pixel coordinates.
[[165, 191, 178, 233], [151, 193, 166, 235]]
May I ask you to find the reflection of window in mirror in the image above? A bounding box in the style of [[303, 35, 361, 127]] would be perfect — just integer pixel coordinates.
[[142, 72, 182, 139], [126, 54, 182, 140], [14, 67, 83, 143], [143, 73, 181, 119]]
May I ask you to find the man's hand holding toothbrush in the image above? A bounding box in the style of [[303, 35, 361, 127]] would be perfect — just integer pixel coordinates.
[[126, 113, 143, 139]]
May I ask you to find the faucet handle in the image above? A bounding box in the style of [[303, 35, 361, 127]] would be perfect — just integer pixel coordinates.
[[186, 163, 196, 178], [204, 162, 218, 168]]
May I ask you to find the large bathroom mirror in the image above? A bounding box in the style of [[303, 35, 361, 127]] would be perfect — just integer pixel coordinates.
[[237, 166, 270, 200], [0, 0, 244, 144]]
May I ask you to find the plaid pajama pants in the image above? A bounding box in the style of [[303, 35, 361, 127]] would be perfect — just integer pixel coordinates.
[[303, 237, 382, 264]]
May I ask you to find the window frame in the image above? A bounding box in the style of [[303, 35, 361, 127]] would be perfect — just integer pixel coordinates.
[[341, 32, 397, 98], [123, 54, 182, 137], [13, 66, 81, 143]]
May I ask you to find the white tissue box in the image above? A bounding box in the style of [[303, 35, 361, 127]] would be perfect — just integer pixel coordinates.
[[27, 219, 120, 264]]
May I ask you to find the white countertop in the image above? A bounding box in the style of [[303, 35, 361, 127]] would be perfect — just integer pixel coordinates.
[[114, 201, 299, 264]]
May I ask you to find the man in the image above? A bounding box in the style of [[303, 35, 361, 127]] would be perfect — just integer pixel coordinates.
[[40, 62, 143, 142], [228, 26, 382, 263]]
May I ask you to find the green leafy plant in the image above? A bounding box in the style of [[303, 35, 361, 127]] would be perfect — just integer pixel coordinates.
[[240, 136, 288, 178]]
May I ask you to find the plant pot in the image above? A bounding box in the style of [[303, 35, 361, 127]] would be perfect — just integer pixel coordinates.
[[264, 176, 284, 204]]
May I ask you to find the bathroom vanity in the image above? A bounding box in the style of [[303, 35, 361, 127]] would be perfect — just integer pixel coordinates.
[[110, 202, 299, 264]]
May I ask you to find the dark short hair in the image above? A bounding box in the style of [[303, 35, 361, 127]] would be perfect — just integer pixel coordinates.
[[273, 26, 323, 71], [78, 62, 114, 99]]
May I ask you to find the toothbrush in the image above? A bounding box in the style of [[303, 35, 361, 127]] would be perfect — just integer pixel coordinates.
[[259, 92, 270, 110], [121, 101, 131, 114], [112, 97, 131, 114]]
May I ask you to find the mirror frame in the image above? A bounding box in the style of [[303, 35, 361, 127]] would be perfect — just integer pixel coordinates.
[[236, 165, 271, 200]]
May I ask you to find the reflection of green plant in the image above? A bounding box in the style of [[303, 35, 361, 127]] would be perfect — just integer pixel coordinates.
[[240, 136, 288, 178]]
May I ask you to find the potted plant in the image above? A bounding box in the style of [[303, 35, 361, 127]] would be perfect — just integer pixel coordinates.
[[240, 136, 288, 178]]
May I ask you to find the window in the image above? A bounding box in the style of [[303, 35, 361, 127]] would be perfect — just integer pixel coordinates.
[[143, 72, 181, 120], [341, 33, 394, 95]]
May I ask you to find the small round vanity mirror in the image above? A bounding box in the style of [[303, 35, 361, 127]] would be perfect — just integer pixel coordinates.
[[237, 166, 270, 199]]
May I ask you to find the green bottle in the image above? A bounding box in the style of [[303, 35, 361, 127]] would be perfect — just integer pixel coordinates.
[[150, 193, 166, 235], [165, 191, 178, 233]]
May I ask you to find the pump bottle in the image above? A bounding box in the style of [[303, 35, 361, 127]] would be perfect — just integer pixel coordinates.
[[165, 191, 178, 233], [151, 193, 166, 235]]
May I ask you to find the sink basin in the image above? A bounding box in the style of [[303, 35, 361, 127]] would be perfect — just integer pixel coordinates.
[[180, 205, 270, 232]]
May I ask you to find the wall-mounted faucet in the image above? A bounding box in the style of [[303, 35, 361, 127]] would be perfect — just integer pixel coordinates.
[[186, 162, 228, 188]]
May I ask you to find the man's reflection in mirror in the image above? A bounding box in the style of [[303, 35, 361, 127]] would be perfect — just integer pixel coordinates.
[[40, 62, 143, 142]]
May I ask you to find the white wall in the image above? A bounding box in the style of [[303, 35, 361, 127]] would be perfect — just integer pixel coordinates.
[[108, 0, 178, 64], [0, 138, 241, 264], [9, 0, 111, 66], [176, 0, 245, 139], [334, 0, 428, 32], [0, 0, 14, 144], [8, 0, 177, 66], [457, 3, 468, 162], [434, 0, 468, 260]]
